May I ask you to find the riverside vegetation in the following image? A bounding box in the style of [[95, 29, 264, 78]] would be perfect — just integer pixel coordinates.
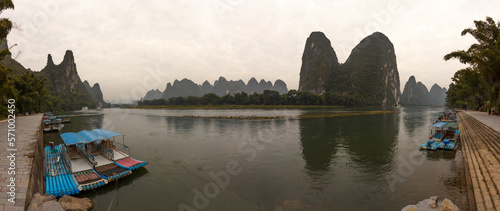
[[445, 17, 500, 109], [0, 0, 108, 119], [138, 89, 373, 107]]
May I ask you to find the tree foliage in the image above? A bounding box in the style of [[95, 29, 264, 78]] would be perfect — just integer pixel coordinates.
[[0, 1, 56, 117], [444, 17, 500, 109], [138, 90, 370, 107]]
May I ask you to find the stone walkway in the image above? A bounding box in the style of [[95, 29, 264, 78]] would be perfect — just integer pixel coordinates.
[[459, 111, 500, 211], [465, 111, 500, 133], [0, 114, 42, 211]]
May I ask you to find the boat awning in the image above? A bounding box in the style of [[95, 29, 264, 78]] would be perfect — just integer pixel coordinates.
[[430, 122, 448, 128], [444, 122, 459, 129], [92, 129, 124, 138], [77, 130, 107, 142], [61, 132, 89, 145]]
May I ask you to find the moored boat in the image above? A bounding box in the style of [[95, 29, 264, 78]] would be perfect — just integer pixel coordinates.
[[60, 132, 108, 191], [59, 115, 71, 123], [91, 129, 148, 170], [52, 118, 64, 131], [43, 120, 52, 133], [44, 129, 147, 197], [76, 130, 132, 181], [420, 121, 459, 151]]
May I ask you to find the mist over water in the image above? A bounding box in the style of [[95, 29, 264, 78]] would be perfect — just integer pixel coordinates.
[[44, 107, 464, 210]]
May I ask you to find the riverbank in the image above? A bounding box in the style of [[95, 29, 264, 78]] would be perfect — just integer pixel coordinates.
[[0, 114, 43, 210], [458, 111, 500, 210]]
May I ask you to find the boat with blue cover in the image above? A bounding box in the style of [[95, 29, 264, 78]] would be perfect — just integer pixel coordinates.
[[76, 130, 132, 181], [44, 129, 147, 197], [43, 119, 52, 133], [92, 129, 148, 170], [42, 116, 65, 132], [52, 118, 64, 131], [420, 121, 459, 151], [61, 132, 108, 191]]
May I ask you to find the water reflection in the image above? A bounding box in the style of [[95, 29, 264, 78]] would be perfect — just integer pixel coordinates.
[[80, 168, 149, 198], [299, 113, 398, 176], [344, 112, 398, 177], [165, 116, 196, 134], [299, 118, 339, 173], [402, 107, 428, 134], [426, 150, 457, 161]]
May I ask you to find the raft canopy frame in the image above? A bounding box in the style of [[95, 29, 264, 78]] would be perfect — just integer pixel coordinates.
[[60, 132, 96, 171], [92, 129, 130, 158], [77, 130, 115, 161]]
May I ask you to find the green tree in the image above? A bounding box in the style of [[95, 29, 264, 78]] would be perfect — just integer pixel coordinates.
[[201, 93, 220, 105], [444, 17, 500, 109], [262, 90, 280, 105], [0, 0, 15, 117], [13, 71, 49, 113]]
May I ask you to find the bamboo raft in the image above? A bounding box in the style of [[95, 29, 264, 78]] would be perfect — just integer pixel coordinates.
[[44, 129, 147, 197]]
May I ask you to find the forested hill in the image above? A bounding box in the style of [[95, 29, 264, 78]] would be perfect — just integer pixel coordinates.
[[298, 31, 400, 107], [0, 38, 108, 116]]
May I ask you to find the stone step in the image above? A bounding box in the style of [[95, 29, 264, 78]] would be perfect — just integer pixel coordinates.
[[460, 117, 490, 210], [464, 115, 500, 208], [459, 111, 500, 210]]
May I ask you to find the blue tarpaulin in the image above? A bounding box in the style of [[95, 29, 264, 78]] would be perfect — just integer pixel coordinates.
[[92, 129, 123, 138], [430, 122, 448, 128], [60, 132, 89, 145], [77, 131, 107, 142]]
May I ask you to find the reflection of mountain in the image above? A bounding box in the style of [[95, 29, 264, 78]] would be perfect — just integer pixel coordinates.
[[343, 113, 398, 177], [299, 118, 340, 172], [299, 112, 397, 177], [402, 107, 427, 134]]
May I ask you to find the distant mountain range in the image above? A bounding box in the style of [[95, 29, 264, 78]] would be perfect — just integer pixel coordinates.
[[141, 77, 288, 100], [400, 76, 446, 106], [298, 31, 400, 107]]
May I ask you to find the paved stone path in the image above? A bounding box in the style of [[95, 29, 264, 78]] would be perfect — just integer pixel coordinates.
[[0, 114, 42, 211], [465, 111, 500, 133], [459, 111, 500, 211]]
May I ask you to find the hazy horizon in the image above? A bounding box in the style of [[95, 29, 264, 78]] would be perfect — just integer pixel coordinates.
[[4, 0, 500, 101]]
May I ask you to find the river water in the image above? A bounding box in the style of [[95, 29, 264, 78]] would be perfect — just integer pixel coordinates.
[[43, 107, 465, 211]]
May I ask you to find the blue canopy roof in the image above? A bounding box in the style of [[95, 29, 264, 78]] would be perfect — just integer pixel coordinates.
[[92, 129, 123, 138], [430, 122, 448, 128], [60, 132, 89, 146], [77, 131, 107, 142]]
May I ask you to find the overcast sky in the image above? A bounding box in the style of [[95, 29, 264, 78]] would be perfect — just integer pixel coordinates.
[[3, 0, 500, 102]]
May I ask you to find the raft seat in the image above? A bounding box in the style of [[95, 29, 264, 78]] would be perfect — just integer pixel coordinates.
[[95, 163, 132, 181], [72, 170, 107, 191], [114, 157, 148, 170]]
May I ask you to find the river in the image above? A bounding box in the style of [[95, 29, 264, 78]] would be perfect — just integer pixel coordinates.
[[43, 107, 465, 210]]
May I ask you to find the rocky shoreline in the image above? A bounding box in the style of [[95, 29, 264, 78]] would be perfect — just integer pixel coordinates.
[[401, 196, 459, 211], [27, 193, 95, 211]]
